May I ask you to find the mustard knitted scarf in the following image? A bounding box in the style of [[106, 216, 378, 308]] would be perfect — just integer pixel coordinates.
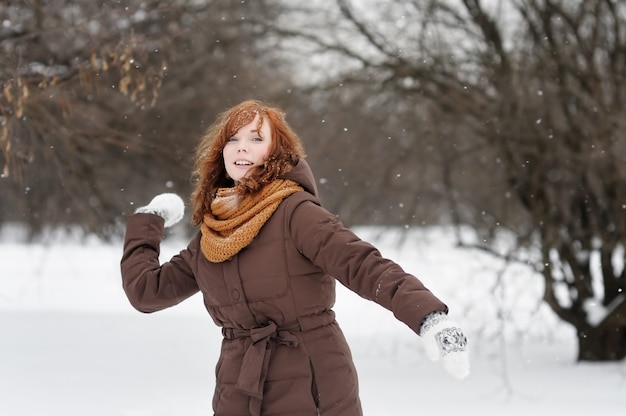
[[200, 179, 303, 263]]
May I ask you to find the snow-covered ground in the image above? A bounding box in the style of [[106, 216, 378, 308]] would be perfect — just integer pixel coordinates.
[[1, 225, 624, 415]]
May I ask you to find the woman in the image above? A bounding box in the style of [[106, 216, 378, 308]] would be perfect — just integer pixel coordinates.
[[121, 99, 469, 416]]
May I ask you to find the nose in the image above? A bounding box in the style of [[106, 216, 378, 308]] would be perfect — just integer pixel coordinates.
[[237, 141, 248, 152]]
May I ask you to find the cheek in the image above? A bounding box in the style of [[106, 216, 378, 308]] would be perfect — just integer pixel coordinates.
[[222, 147, 234, 161]]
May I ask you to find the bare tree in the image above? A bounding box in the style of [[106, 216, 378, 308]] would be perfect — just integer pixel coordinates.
[[267, 0, 626, 361], [0, 0, 288, 237]]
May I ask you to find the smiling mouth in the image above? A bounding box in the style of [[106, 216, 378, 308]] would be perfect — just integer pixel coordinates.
[[234, 161, 253, 166]]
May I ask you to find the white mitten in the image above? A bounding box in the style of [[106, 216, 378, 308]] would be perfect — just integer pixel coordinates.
[[135, 193, 185, 228], [420, 311, 470, 379]]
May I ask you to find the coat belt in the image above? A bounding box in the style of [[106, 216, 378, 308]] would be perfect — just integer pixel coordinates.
[[221, 313, 335, 416]]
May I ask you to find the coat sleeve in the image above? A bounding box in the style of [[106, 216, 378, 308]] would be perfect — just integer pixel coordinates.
[[120, 213, 200, 313], [288, 200, 448, 335]]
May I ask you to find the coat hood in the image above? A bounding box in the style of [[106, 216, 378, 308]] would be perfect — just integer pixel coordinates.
[[280, 158, 319, 198]]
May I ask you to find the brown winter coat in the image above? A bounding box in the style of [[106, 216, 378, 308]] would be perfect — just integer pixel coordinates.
[[121, 158, 448, 416]]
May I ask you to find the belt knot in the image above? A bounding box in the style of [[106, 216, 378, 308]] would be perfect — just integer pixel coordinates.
[[249, 320, 299, 347], [223, 320, 300, 416]]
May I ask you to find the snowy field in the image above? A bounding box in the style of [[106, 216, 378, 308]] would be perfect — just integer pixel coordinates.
[[1, 225, 624, 415]]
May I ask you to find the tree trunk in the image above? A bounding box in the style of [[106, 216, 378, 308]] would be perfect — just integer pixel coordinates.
[[577, 326, 626, 361], [577, 301, 626, 361]]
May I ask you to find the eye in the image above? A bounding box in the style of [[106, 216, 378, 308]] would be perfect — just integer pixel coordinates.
[[252, 136, 264, 142], [226, 137, 237, 143]]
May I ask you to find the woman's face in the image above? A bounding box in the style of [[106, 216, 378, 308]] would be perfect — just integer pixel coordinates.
[[223, 114, 273, 183]]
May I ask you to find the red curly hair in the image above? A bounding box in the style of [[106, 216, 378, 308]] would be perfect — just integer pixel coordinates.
[[191, 100, 306, 225]]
